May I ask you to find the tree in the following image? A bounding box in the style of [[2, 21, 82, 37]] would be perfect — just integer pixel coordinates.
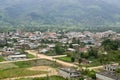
[[78, 58, 82, 64], [71, 57, 75, 62], [88, 48, 98, 58], [79, 77, 84, 80], [69, 43, 73, 48], [102, 39, 119, 51], [55, 44, 65, 55], [88, 70, 96, 79]]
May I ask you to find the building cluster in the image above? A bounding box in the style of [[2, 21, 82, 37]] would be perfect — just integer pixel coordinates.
[[0, 29, 120, 61]]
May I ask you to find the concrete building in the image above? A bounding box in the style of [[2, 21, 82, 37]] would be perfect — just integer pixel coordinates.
[[7, 52, 26, 61], [96, 64, 120, 80], [58, 68, 80, 78]]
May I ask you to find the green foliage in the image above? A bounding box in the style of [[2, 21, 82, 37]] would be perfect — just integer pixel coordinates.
[[26, 54, 35, 58], [102, 39, 120, 51], [81, 69, 96, 79], [0, 68, 47, 79], [88, 70, 96, 79], [115, 68, 120, 73], [81, 48, 98, 59], [88, 48, 98, 58], [0, 0, 120, 32], [71, 57, 75, 62], [56, 56, 72, 62], [0, 57, 5, 62], [14, 61, 32, 68], [54, 44, 65, 55]]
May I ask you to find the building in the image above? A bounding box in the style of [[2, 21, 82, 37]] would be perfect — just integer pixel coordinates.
[[96, 64, 120, 80], [40, 49, 48, 53], [58, 68, 80, 78], [7, 52, 26, 61], [67, 48, 75, 52], [2, 47, 15, 56]]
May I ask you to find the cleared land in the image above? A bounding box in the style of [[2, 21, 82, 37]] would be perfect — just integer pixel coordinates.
[[0, 59, 59, 79], [16, 76, 66, 80], [56, 56, 71, 63]]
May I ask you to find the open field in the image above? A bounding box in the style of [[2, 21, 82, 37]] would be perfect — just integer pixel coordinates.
[[0, 63, 18, 70], [0, 68, 47, 79], [26, 54, 35, 59], [56, 56, 71, 63], [14, 59, 61, 68], [0, 57, 5, 62], [16, 76, 66, 80], [0, 59, 60, 79]]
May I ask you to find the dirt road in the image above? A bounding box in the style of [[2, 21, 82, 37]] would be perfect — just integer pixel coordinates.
[[26, 50, 77, 67]]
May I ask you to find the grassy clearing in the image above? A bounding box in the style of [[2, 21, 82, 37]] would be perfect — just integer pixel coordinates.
[[0, 63, 18, 70], [16, 76, 66, 80], [14, 61, 33, 68], [0, 59, 61, 79], [81, 60, 101, 67], [14, 59, 61, 68], [26, 54, 35, 58], [0, 68, 47, 79], [56, 56, 71, 62], [0, 57, 5, 62]]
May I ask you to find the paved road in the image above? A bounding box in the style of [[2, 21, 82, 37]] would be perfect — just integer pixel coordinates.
[[26, 50, 77, 67]]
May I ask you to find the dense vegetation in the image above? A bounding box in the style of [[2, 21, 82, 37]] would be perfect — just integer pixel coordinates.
[[0, 0, 120, 32]]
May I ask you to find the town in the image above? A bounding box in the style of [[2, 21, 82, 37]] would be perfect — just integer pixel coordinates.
[[0, 29, 120, 80]]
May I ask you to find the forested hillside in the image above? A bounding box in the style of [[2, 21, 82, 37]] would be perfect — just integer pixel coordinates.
[[0, 0, 120, 32]]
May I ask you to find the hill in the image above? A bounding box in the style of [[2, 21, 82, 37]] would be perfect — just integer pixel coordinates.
[[0, 0, 120, 32]]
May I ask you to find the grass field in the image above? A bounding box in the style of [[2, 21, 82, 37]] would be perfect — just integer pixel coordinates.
[[0, 59, 61, 79], [56, 56, 71, 62], [0, 57, 5, 62], [0, 68, 47, 79], [0, 63, 18, 70], [17, 76, 66, 80], [26, 54, 35, 58]]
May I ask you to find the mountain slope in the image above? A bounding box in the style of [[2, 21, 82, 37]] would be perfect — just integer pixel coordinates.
[[0, 0, 120, 31]]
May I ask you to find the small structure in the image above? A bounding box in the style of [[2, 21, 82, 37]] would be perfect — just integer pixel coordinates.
[[67, 48, 75, 52], [40, 49, 48, 53], [96, 64, 120, 80], [58, 68, 80, 78], [79, 48, 87, 53], [2, 47, 14, 56], [47, 44, 55, 48], [7, 52, 26, 61], [104, 64, 120, 72]]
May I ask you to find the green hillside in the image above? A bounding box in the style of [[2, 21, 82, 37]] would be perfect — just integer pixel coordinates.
[[0, 0, 120, 32]]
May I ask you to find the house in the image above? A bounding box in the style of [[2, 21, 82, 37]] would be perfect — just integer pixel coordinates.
[[28, 43, 40, 49], [81, 58, 92, 64], [2, 47, 15, 56], [7, 52, 26, 61], [40, 49, 48, 53], [0, 38, 7, 45], [14, 43, 22, 49], [58, 68, 80, 78], [104, 64, 120, 72], [79, 48, 87, 53], [96, 64, 120, 80], [72, 44, 80, 49], [47, 44, 55, 48], [67, 48, 75, 52]]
